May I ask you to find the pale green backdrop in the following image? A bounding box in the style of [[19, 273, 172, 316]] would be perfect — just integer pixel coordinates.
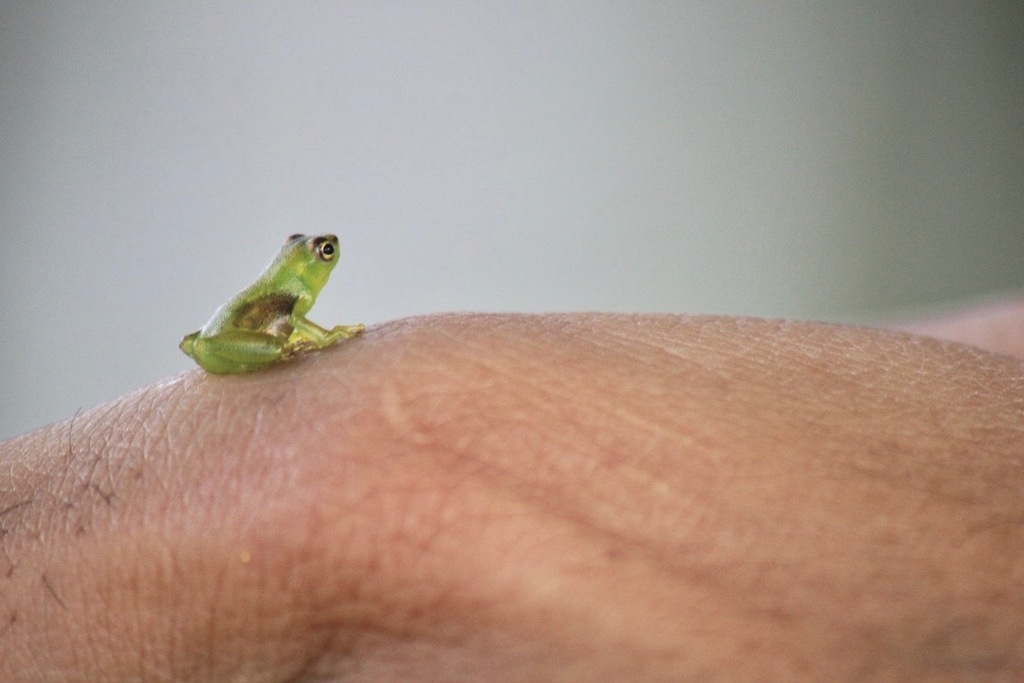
[[2, 2, 1022, 439]]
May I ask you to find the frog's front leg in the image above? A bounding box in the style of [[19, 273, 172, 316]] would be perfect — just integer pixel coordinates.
[[287, 317, 364, 356], [329, 323, 366, 339], [180, 330, 289, 374]]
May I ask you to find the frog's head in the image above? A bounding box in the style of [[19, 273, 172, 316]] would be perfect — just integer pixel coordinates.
[[282, 233, 340, 294]]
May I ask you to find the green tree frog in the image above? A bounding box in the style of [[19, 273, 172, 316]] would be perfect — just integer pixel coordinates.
[[180, 234, 364, 373]]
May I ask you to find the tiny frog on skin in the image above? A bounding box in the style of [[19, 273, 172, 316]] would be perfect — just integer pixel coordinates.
[[180, 234, 364, 373]]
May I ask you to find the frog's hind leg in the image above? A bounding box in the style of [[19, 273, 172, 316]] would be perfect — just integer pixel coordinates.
[[179, 331, 200, 356], [187, 331, 287, 374]]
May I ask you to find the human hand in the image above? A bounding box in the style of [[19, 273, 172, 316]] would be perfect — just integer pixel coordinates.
[[890, 297, 1024, 360], [2, 310, 1022, 680]]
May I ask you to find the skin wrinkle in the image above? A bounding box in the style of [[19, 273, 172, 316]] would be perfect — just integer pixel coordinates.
[[380, 335, 618, 548], [376, 332, 597, 497], [377, 327, 725, 569], [236, 455, 486, 668], [284, 489, 548, 678], [344, 333, 753, 675]]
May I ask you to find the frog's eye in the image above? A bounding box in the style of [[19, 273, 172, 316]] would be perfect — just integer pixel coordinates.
[[315, 239, 336, 262], [286, 233, 305, 244]]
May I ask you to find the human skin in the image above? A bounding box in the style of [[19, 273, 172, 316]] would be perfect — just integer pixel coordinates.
[[889, 298, 1024, 360], [1, 308, 1023, 680]]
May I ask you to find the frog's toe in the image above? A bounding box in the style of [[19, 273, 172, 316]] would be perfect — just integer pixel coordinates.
[[341, 324, 366, 338], [283, 339, 318, 358]]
